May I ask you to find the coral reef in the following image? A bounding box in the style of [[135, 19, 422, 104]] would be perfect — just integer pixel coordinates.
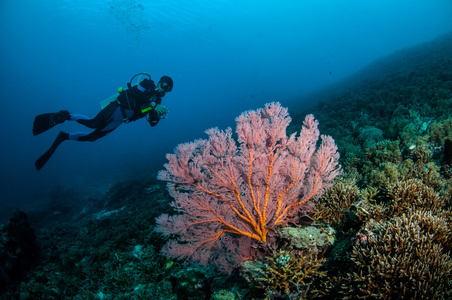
[[258, 249, 326, 299], [340, 211, 452, 299], [312, 177, 360, 227], [240, 224, 334, 299], [311, 165, 452, 299], [3, 33, 452, 299]]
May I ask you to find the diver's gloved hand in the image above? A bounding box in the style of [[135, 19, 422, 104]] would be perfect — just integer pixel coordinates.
[[154, 104, 168, 119]]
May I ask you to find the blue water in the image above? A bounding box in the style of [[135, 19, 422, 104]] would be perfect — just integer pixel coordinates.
[[0, 0, 451, 216]]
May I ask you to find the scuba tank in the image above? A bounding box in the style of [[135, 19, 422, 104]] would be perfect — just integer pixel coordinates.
[[99, 88, 121, 109], [99, 73, 151, 109]]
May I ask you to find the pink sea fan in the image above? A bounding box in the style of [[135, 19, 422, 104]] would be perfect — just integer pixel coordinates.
[[155, 102, 341, 272]]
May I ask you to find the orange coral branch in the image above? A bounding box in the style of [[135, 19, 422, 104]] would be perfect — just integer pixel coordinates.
[[246, 149, 267, 240], [195, 163, 266, 240], [262, 147, 274, 232], [190, 195, 263, 240], [276, 161, 303, 217], [196, 182, 253, 229], [201, 157, 260, 234], [274, 175, 318, 225]]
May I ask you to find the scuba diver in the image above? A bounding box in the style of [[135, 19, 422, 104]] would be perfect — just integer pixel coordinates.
[[33, 73, 173, 170]]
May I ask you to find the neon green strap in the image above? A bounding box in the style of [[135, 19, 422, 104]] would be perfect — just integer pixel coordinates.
[[141, 106, 153, 114]]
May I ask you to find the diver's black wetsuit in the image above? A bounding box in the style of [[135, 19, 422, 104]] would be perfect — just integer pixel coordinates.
[[72, 78, 162, 141]]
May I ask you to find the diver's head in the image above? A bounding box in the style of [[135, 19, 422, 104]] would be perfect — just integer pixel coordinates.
[[155, 76, 173, 97], [159, 76, 173, 92]]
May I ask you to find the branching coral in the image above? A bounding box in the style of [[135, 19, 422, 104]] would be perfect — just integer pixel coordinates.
[[339, 210, 452, 299], [313, 177, 360, 227], [311, 174, 452, 299], [258, 249, 326, 299], [385, 178, 445, 215], [356, 178, 446, 223]]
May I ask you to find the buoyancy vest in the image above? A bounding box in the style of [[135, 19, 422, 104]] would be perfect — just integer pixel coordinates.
[[117, 78, 162, 122]]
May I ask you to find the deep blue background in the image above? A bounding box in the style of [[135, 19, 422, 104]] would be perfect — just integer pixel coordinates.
[[1, 0, 451, 215]]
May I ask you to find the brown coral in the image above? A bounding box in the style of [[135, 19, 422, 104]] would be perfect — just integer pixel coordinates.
[[340, 211, 452, 299], [356, 178, 446, 223], [313, 178, 360, 227], [258, 249, 326, 299], [385, 178, 445, 216]]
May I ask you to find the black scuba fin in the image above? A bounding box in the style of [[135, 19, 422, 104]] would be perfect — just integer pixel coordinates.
[[35, 131, 69, 170], [33, 110, 70, 136]]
